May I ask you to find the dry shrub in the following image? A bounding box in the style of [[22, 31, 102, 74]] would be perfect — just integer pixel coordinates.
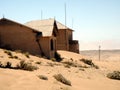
[[80, 58, 99, 69], [107, 71, 120, 80], [62, 61, 77, 68], [35, 61, 41, 65], [38, 75, 48, 80], [53, 74, 71, 86], [5, 61, 12, 68], [64, 64, 71, 68], [0, 61, 12, 68], [0, 61, 3, 67], [0, 60, 38, 71], [9, 55, 19, 59], [23, 52, 30, 58], [60, 87, 70, 90], [15, 50, 30, 58], [47, 62, 54, 67], [4, 50, 19, 59], [16, 60, 38, 71], [80, 59, 93, 65], [79, 68, 85, 71], [12, 56, 18, 59], [4, 50, 13, 57], [81, 65, 89, 68], [51, 58, 56, 62]]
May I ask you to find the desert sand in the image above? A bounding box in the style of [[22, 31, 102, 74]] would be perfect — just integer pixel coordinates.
[[0, 49, 120, 90]]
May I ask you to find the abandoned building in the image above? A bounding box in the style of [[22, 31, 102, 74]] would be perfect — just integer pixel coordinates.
[[0, 18, 79, 58], [56, 21, 79, 53], [25, 19, 79, 53]]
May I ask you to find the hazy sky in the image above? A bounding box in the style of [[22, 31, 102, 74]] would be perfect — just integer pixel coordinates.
[[0, 0, 120, 50]]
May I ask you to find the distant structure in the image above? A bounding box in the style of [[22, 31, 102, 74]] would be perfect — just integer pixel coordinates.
[[0, 18, 79, 58]]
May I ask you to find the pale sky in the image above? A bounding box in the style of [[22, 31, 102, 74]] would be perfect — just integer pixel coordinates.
[[0, 0, 120, 50]]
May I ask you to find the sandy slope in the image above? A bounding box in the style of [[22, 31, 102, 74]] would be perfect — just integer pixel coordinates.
[[0, 49, 120, 90]]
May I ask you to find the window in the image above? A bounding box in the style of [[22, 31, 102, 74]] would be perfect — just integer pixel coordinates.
[[50, 39, 54, 51]]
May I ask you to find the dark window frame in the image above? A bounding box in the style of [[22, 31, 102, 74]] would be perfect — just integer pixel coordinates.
[[50, 39, 54, 51]]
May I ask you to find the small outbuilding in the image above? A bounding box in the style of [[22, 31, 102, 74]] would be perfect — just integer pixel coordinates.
[[0, 18, 58, 58], [56, 21, 79, 53]]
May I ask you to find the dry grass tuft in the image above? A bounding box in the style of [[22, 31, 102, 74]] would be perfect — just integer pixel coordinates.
[[0, 61, 3, 67], [47, 62, 54, 67], [4, 50, 13, 57], [35, 61, 41, 65], [4, 50, 19, 59], [16, 60, 38, 71], [80, 58, 99, 69], [38, 75, 48, 80], [23, 52, 30, 58], [0, 61, 12, 69], [62, 61, 77, 68], [4, 61, 12, 68], [53, 73, 71, 86], [107, 71, 120, 80]]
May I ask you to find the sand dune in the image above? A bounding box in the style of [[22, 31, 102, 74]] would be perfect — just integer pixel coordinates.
[[0, 49, 120, 90]]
